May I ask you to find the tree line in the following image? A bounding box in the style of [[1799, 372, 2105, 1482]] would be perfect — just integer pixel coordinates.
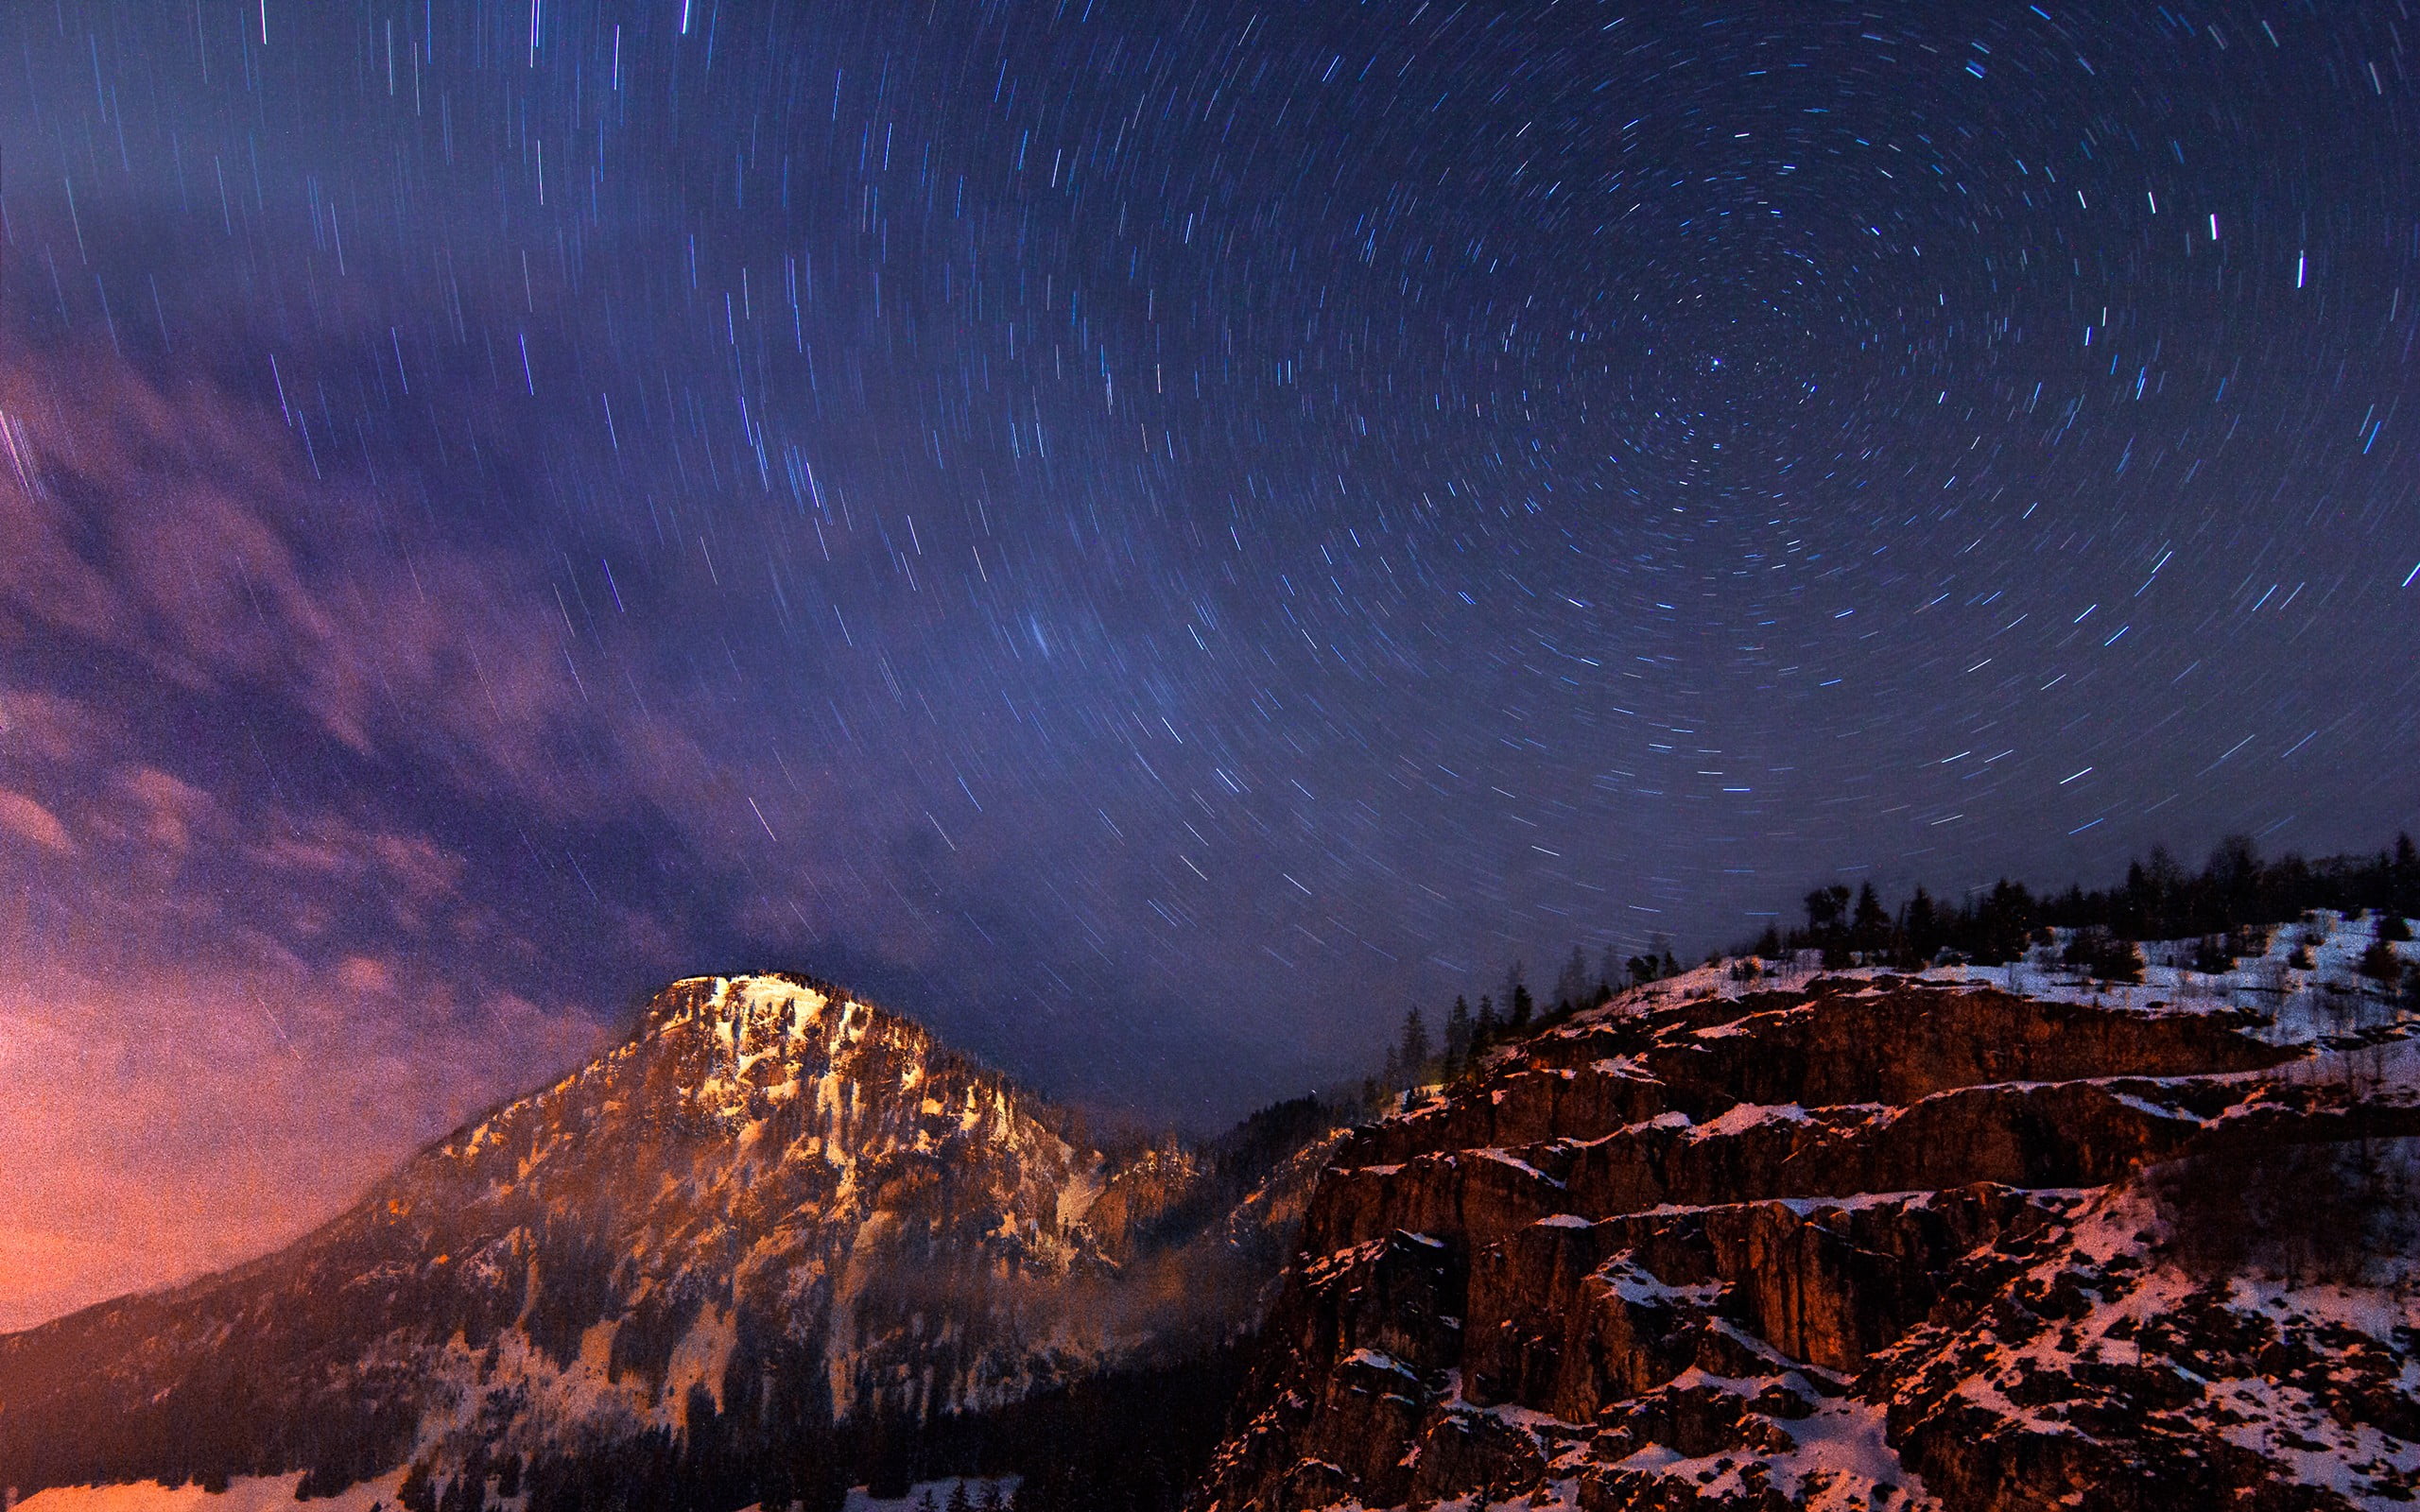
[[1363, 832, 2420, 1098], [1747, 832, 2419, 987], [1360, 937, 1683, 1104]]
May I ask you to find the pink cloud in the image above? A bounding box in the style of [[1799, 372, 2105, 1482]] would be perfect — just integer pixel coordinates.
[[114, 765, 219, 853], [240, 811, 475, 936], [337, 954, 396, 994], [0, 346, 773, 850], [0, 683, 123, 763], [0, 787, 75, 854], [370, 829, 469, 901], [0, 959, 603, 1332], [0, 351, 595, 813]]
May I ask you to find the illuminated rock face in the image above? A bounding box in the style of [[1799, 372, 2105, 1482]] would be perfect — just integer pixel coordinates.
[[0, 973, 1332, 1503], [1200, 966, 2420, 1512]]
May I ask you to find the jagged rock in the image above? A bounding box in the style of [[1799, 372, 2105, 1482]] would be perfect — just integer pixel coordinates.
[[1197, 960, 2420, 1512]]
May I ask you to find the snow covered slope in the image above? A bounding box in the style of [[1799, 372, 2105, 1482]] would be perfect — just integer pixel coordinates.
[[0, 973, 1329, 1507], [1199, 920, 2420, 1512]]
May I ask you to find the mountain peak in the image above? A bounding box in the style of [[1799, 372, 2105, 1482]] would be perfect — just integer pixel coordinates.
[[433, 970, 1025, 1171], [0, 967, 1334, 1508]]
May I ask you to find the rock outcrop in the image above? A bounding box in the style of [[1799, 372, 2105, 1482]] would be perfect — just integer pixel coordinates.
[[1200, 959, 2420, 1512]]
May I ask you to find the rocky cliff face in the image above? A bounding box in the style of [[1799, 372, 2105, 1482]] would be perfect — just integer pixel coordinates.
[[1200, 949, 2420, 1512], [0, 973, 1332, 1505]]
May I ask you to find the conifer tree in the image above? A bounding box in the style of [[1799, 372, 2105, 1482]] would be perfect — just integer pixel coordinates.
[[1805, 885, 1851, 936], [1397, 1005, 1431, 1087], [1900, 886, 1939, 963], [1443, 996, 1474, 1073], [1852, 883, 1891, 954], [2360, 934, 2405, 986], [1553, 945, 1591, 1010]]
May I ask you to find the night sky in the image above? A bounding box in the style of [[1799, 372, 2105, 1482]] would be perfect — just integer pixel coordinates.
[[1, 0, 2416, 1328]]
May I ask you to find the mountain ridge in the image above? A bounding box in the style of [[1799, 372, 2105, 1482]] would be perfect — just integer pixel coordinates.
[[9, 906, 2418, 1512], [0, 971, 1341, 1510]]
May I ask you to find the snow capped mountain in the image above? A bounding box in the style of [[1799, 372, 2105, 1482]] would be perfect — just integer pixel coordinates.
[[0, 973, 1335, 1508]]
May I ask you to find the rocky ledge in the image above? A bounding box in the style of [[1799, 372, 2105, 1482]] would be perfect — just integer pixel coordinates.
[[1198, 960, 2420, 1512]]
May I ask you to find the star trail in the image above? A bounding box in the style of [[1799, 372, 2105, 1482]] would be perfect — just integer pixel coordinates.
[[0, 1, 2415, 1325]]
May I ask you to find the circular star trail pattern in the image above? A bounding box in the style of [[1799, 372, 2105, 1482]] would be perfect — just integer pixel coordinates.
[[3, 0, 2417, 1119]]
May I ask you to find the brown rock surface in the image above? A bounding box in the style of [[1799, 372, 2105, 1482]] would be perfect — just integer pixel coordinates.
[[1196, 966, 2420, 1512]]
